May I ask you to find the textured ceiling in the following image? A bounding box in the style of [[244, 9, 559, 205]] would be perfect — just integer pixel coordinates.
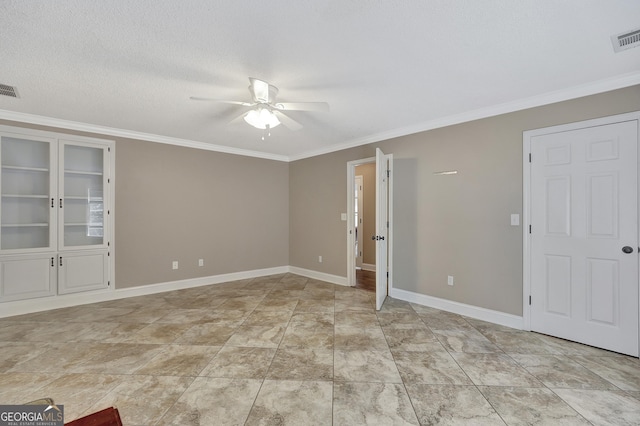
[[1, 0, 639, 161]]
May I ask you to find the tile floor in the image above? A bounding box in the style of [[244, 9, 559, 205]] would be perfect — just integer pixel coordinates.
[[0, 273, 639, 425]]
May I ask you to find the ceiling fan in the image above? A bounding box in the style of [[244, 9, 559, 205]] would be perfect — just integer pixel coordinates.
[[190, 78, 329, 137]]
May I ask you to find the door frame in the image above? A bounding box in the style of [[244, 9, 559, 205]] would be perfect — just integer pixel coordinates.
[[347, 156, 394, 292], [354, 174, 364, 269], [522, 111, 640, 338]]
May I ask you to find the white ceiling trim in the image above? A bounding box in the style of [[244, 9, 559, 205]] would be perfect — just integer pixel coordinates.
[[0, 109, 290, 162], [1, 72, 639, 164], [288, 72, 640, 161]]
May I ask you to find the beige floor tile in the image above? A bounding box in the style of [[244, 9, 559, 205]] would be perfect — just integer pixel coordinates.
[[553, 388, 640, 425], [572, 355, 640, 391], [335, 311, 380, 328], [334, 326, 389, 351], [34, 373, 122, 422], [511, 354, 619, 390], [479, 386, 591, 425], [334, 349, 401, 383], [0, 372, 61, 404], [452, 353, 543, 387], [406, 384, 505, 425], [134, 344, 220, 376], [384, 327, 439, 351], [80, 375, 193, 425], [333, 382, 419, 425], [394, 349, 473, 385], [246, 380, 333, 426], [280, 325, 334, 349], [173, 323, 238, 345], [157, 377, 262, 425], [267, 348, 333, 380], [242, 309, 293, 326], [225, 325, 286, 348], [376, 312, 425, 329], [200, 346, 276, 379], [2, 275, 639, 425], [433, 329, 503, 353]]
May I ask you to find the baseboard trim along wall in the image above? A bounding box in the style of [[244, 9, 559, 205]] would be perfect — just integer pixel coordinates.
[[361, 263, 376, 272], [287, 266, 349, 287], [0, 266, 290, 318], [390, 287, 524, 330], [1, 265, 522, 332]]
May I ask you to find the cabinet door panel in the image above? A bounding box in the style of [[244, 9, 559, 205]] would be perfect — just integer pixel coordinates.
[[58, 251, 108, 294], [1, 255, 55, 301], [0, 135, 56, 252], [59, 142, 108, 250]]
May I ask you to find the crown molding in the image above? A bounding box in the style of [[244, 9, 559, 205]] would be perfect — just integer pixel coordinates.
[[288, 72, 640, 161], [0, 110, 289, 162], [2, 72, 638, 163]]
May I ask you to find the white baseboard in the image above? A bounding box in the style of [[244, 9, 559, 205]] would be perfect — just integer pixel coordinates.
[[0, 266, 289, 318], [287, 266, 349, 287], [362, 263, 376, 272], [390, 287, 524, 330]]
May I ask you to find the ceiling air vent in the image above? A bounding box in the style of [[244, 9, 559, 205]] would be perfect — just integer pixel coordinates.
[[611, 28, 640, 53], [0, 84, 18, 98]]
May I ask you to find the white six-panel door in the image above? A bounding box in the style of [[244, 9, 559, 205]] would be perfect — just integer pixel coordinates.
[[529, 119, 638, 356]]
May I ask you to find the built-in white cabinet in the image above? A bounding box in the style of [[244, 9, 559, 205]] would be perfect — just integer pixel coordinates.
[[0, 126, 113, 302]]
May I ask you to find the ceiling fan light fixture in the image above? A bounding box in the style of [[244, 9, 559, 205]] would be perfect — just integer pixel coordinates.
[[244, 108, 280, 130]]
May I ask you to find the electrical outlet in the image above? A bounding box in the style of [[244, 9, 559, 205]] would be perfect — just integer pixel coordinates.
[[172, 261, 179, 270], [198, 259, 204, 267], [318, 255, 323, 263], [447, 275, 454, 286]]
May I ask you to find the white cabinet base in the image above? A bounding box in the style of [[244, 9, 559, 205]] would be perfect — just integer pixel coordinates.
[[58, 251, 109, 295], [1, 254, 55, 301]]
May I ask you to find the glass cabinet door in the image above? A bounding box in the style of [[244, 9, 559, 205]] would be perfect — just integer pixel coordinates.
[[60, 142, 108, 249], [0, 136, 55, 252]]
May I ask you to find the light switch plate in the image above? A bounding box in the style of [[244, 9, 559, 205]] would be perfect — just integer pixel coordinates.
[[511, 214, 520, 226], [340, 213, 347, 221]]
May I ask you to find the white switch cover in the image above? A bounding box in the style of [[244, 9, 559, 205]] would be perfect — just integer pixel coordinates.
[[340, 213, 347, 221], [447, 275, 454, 286], [510, 214, 520, 226], [172, 261, 179, 270], [198, 259, 204, 267]]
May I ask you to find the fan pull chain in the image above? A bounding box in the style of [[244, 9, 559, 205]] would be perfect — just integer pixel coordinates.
[[262, 124, 272, 141]]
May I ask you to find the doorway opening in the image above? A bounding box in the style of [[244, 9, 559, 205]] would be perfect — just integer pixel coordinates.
[[347, 149, 393, 310]]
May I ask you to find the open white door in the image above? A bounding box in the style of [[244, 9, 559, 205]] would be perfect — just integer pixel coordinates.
[[375, 148, 390, 310]]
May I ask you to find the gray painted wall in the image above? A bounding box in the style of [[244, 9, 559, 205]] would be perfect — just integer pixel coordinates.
[[288, 85, 640, 316]]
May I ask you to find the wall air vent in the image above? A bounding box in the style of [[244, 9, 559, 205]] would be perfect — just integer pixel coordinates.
[[0, 84, 18, 98], [611, 28, 640, 53]]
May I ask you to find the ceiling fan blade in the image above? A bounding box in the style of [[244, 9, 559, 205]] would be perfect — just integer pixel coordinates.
[[275, 102, 330, 112], [249, 77, 278, 103], [189, 97, 253, 106], [274, 110, 303, 131]]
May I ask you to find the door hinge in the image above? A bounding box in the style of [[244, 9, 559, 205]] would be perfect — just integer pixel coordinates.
[[529, 153, 532, 163], [108, 147, 111, 152], [386, 271, 389, 278], [108, 252, 110, 257], [529, 225, 532, 234], [386, 221, 389, 228], [107, 178, 110, 183], [107, 241, 110, 247], [386, 169, 390, 178], [51, 257, 54, 267], [529, 295, 532, 305], [108, 280, 110, 286]]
